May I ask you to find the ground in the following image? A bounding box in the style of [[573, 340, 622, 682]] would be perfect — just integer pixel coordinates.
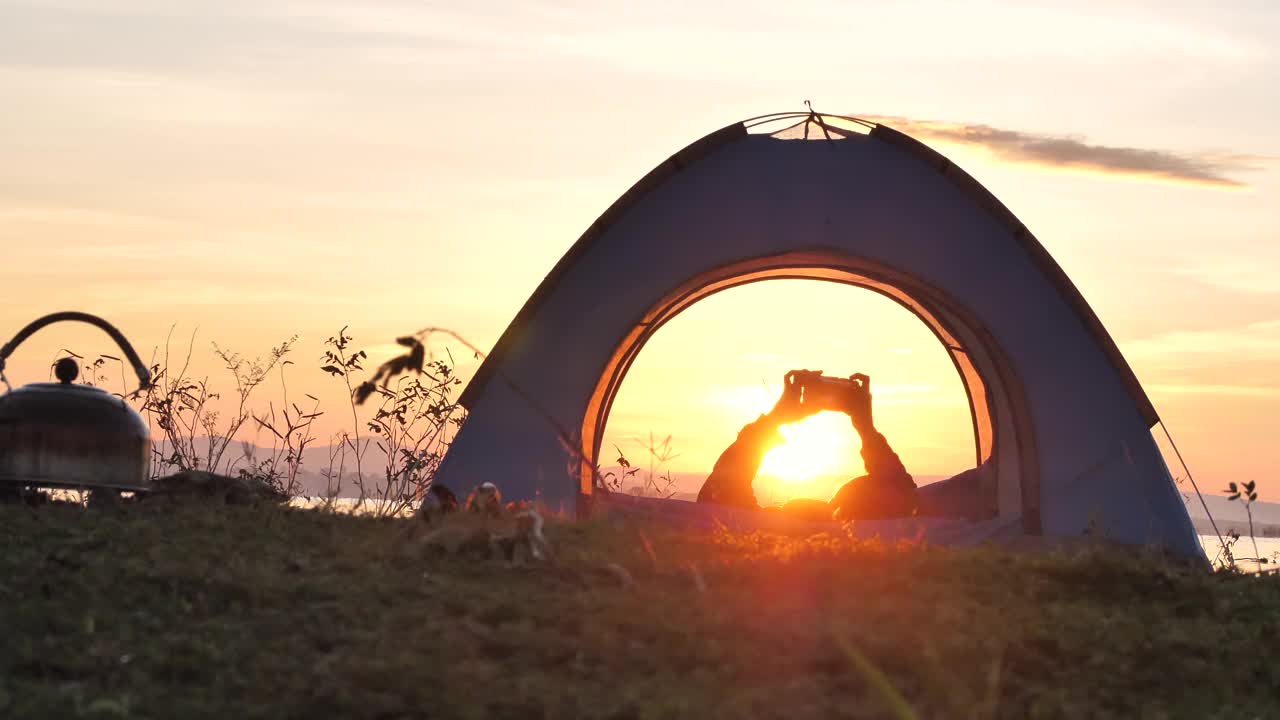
[[1, 502, 1277, 719]]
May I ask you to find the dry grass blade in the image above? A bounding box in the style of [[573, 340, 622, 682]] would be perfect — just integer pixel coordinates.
[[601, 562, 636, 589], [637, 527, 659, 571], [686, 561, 708, 594], [978, 645, 1004, 720], [834, 634, 920, 720]]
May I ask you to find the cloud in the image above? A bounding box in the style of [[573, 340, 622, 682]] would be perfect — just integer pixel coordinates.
[[863, 115, 1268, 188], [1122, 321, 1280, 390], [1168, 260, 1280, 296], [1123, 322, 1280, 401], [1146, 383, 1280, 399], [1124, 320, 1280, 360]]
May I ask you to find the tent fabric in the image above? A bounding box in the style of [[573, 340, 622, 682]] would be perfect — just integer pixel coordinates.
[[437, 114, 1201, 559]]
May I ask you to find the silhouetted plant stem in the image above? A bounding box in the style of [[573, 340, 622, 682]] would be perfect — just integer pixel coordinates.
[[1224, 480, 1264, 571], [322, 327, 369, 508]]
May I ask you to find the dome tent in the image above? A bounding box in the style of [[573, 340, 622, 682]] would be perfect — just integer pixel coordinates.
[[436, 112, 1202, 559]]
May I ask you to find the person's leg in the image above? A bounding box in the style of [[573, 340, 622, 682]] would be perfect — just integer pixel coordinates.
[[915, 464, 990, 519], [830, 474, 918, 522], [697, 414, 784, 509]]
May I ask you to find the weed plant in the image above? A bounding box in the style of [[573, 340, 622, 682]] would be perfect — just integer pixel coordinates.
[[605, 432, 683, 498], [59, 325, 463, 513]]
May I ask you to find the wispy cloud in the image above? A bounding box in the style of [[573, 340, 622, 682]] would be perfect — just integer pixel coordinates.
[[1124, 320, 1280, 360], [1124, 322, 1280, 400], [863, 115, 1268, 188], [1168, 260, 1280, 296], [1146, 383, 1280, 398]]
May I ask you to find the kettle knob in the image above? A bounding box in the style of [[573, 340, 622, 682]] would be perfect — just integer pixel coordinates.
[[54, 357, 79, 384]]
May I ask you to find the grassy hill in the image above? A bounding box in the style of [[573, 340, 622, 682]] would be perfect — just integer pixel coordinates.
[[2, 502, 1278, 719]]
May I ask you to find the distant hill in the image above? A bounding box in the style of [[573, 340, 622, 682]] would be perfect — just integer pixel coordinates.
[[157, 438, 1280, 536], [152, 437, 416, 498], [1182, 492, 1280, 538]]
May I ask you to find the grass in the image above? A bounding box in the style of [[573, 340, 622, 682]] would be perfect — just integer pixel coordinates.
[[1, 503, 1278, 719]]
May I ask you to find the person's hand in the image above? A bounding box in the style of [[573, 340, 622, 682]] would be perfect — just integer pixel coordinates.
[[841, 373, 875, 434], [767, 369, 823, 425]]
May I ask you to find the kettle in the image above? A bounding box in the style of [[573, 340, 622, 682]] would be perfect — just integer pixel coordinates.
[[0, 312, 152, 491]]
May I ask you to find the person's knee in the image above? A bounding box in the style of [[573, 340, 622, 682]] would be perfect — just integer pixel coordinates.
[[830, 477, 917, 521]]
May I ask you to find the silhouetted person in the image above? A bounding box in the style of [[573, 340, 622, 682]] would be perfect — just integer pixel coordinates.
[[697, 370, 918, 521]]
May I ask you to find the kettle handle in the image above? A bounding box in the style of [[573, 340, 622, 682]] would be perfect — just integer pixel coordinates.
[[0, 312, 152, 394]]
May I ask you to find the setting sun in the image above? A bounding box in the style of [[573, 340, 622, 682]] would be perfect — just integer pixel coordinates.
[[759, 412, 855, 483]]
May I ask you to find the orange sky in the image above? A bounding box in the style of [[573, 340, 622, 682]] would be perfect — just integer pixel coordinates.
[[1, 1, 1277, 499]]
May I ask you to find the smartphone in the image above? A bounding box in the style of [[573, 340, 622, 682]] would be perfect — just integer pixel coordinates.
[[802, 374, 858, 410]]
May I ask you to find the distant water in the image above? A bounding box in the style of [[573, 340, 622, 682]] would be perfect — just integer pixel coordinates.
[[1199, 534, 1280, 572]]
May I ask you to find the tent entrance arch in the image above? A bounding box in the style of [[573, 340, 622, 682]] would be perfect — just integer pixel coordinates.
[[580, 250, 1040, 532], [439, 112, 1201, 558]]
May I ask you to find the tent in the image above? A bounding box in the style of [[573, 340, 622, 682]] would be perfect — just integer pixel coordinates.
[[436, 112, 1202, 559]]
